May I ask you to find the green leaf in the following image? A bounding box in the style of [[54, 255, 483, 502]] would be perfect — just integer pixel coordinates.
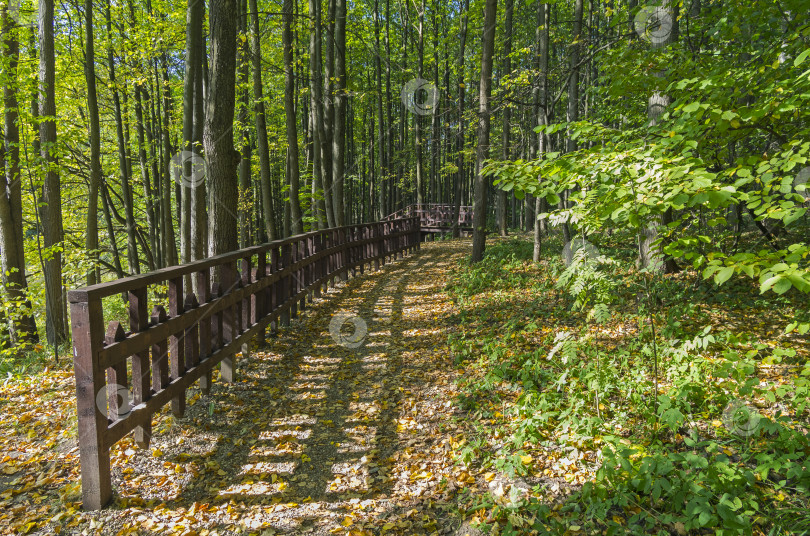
[[714, 266, 734, 285], [794, 48, 810, 67]]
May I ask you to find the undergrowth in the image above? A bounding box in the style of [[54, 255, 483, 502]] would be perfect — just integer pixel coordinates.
[[446, 233, 810, 535]]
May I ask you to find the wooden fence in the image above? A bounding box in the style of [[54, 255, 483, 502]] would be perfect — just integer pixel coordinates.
[[69, 217, 420, 509]]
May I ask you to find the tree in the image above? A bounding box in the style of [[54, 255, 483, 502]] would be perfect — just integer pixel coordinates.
[[249, 0, 277, 241], [84, 0, 102, 285], [205, 0, 239, 256], [282, 0, 303, 235], [181, 0, 205, 266], [331, 0, 347, 226], [496, 0, 513, 237], [38, 0, 66, 346], [0, 8, 38, 344], [470, 0, 498, 263], [533, 1, 550, 263]]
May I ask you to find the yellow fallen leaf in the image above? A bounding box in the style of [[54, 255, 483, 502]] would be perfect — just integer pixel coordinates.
[[341, 516, 353, 527], [521, 455, 533, 465]]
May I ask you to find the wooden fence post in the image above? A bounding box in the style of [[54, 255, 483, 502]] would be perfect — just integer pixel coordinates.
[[168, 277, 186, 416], [129, 287, 151, 448], [70, 297, 112, 510], [197, 270, 212, 393]]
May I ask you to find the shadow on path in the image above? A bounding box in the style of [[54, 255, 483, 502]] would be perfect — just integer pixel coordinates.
[[107, 240, 472, 535]]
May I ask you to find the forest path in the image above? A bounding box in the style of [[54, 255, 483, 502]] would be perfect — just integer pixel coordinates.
[[96, 239, 475, 535]]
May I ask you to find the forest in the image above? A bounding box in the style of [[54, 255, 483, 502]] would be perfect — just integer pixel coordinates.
[[0, 0, 809, 533]]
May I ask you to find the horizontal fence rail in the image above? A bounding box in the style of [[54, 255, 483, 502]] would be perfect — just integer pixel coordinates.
[[69, 217, 420, 510], [384, 204, 474, 231]]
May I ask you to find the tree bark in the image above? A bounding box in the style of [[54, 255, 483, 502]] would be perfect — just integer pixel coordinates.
[[308, 0, 326, 229], [497, 0, 513, 237], [181, 0, 204, 268], [533, 1, 550, 262], [205, 0, 240, 256], [283, 0, 303, 235], [470, 0, 498, 262], [640, 0, 680, 274], [249, 0, 277, 241], [0, 9, 38, 344], [84, 0, 102, 285], [39, 0, 66, 345], [331, 0, 347, 226], [451, 0, 469, 238], [104, 5, 139, 274]]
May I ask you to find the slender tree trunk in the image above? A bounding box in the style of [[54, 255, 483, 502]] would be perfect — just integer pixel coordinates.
[[283, 0, 303, 234], [39, 0, 67, 345], [206, 0, 240, 256], [238, 0, 252, 248], [497, 0, 513, 236], [470, 0, 498, 262], [451, 0, 469, 238], [83, 0, 102, 285], [308, 0, 327, 228], [331, 0, 347, 226], [192, 15, 207, 257], [160, 56, 178, 266], [249, 0, 277, 241], [181, 0, 204, 269], [533, 1, 550, 262], [103, 5, 139, 275], [0, 9, 38, 344], [640, 0, 680, 273], [374, 0, 386, 220], [414, 0, 425, 207]]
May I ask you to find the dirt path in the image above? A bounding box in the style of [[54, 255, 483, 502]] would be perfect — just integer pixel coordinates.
[[0, 240, 477, 535]]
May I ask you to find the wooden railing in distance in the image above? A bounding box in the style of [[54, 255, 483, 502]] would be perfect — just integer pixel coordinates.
[[69, 217, 421, 510], [384, 204, 474, 230]]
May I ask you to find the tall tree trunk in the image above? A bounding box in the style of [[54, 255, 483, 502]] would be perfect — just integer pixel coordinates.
[[331, 0, 347, 226], [283, 0, 303, 234], [105, 5, 139, 274], [323, 0, 336, 226], [497, 0, 513, 236], [238, 0, 252, 248], [39, 0, 67, 345], [134, 84, 158, 268], [181, 0, 204, 268], [640, 0, 680, 273], [374, 0, 386, 220], [384, 0, 392, 215], [533, 1, 550, 262], [470, 0, 498, 262], [160, 56, 178, 266], [205, 0, 240, 256], [561, 0, 584, 245], [451, 0, 469, 238], [0, 9, 38, 344], [84, 0, 102, 285], [249, 0, 277, 241], [308, 0, 327, 228], [414, 0, 425, 207], [192, 14, 207, 257]]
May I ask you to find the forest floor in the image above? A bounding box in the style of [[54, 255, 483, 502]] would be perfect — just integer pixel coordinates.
[[2, 234, 809, 535], [0, 239, 501, 536]]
